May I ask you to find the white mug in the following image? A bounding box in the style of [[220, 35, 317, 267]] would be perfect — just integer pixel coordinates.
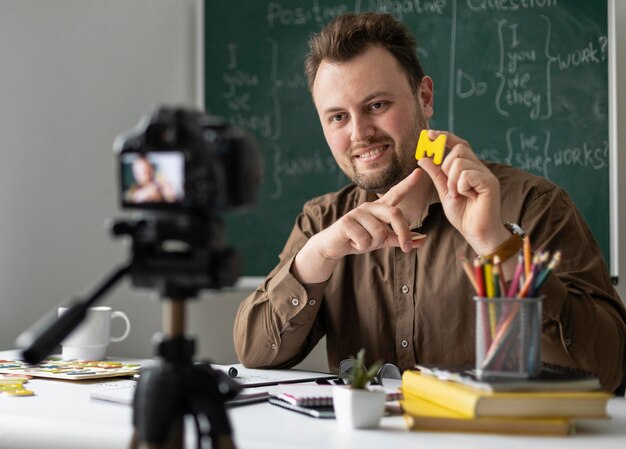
[[58, 306, 131, 360]]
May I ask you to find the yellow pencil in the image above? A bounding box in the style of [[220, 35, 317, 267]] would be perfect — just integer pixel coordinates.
[[484, 262, 496, 338], [523, 235, 532, 278]]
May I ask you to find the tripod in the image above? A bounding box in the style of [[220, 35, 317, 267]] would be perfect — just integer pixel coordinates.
[[17, 263, 241, 449], [129, 298, 241, 449]]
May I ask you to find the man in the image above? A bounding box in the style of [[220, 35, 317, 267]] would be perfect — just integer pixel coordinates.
[[128, 155, 177, 204], [233, 12, 626, 392]]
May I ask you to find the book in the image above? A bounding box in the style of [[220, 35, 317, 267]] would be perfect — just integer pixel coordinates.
[[402, 370, 611, 419], [401, 393, 575, 436], [273, 384, 402, 407], [415, 363, 602, 392], [0, 357, 144, 380]]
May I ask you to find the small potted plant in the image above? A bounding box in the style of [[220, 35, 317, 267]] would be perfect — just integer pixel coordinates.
[[333, 348, 387, 429]]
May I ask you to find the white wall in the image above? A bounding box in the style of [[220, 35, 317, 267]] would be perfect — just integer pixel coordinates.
[[0, 1, 622, 373], [614, 1, 626, 301], [0, 0, 198, 360], [0, 0, 327, 370]]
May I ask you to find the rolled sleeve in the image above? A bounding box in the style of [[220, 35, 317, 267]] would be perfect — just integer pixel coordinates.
[[233, 254, 329, 369]]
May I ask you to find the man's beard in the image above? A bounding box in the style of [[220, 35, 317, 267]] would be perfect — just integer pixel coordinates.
[[347, 129, 421, 194], [350, 152, 410, 194]]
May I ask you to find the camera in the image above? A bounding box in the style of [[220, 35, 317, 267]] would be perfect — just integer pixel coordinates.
[[116, 107, 260, 215], [112, 107, 262, 297]]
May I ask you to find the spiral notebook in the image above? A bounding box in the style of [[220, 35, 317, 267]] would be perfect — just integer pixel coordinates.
[[274, 384, 402, 407]]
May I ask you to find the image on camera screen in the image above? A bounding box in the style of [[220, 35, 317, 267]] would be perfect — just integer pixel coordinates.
[[121, 152, 185, 205]]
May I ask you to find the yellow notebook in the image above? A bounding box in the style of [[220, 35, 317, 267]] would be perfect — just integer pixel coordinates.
[[401, 393, 575, 436], [402, 370, 611, 419]]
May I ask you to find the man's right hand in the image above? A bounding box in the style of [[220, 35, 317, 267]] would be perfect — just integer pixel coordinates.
[[291, 168, 426, 284]]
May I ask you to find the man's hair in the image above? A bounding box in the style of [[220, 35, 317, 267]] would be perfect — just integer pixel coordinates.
[[304, 12, 425, 95]]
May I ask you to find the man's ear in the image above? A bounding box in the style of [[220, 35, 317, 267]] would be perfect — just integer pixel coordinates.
[[418, 76, 434, 120]]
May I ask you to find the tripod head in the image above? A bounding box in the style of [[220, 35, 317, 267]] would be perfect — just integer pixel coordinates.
[[111, 216, 240, 299], [113, 106, 262, 298]]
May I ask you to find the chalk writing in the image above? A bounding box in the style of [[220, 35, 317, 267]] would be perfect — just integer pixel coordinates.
[[362, 0, 447, 19], [270, 143, 343, 199], [555, 38, 605, 70], [455, 68, 487, 99], [495, 17, 554, 120], [466, 0, 558, 13], [504, 127, 551, 177], [266, 1, 349, 27]]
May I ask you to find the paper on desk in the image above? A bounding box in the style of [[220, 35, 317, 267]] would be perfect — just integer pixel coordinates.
[[90, 364, 336, 406]]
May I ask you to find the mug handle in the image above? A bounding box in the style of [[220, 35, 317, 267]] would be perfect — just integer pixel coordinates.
[[110, 310, 131, 343]]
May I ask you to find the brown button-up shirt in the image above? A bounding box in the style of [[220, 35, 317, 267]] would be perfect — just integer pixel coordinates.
[[234, 162, 626, 392]]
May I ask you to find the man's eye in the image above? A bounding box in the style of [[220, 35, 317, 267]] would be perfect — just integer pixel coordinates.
[[331, 113, 346, 122], [370, 102, 385, 111]]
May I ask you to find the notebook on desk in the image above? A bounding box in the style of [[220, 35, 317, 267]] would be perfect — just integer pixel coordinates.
[[90, 379, 270, 407]]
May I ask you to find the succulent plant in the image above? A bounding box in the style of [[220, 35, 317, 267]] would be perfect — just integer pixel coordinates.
[[346, 348, 383, 389]]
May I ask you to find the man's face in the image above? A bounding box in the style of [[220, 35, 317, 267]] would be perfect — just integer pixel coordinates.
[[312, 45, 433, 193], [132, 158, 154, 186]]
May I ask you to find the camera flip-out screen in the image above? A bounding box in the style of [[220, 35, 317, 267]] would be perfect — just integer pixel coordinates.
[[121, 152, 185, 207]]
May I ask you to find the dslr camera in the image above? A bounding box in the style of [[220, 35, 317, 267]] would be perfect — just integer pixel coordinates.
[[113, 107, 261, 298]]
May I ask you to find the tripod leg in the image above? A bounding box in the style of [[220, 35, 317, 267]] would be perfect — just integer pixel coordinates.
[[128, 430, 139, 449], [129, 421, 183, 449]]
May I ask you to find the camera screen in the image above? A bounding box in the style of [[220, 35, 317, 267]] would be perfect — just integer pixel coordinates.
[[121, 152, 185, 205]]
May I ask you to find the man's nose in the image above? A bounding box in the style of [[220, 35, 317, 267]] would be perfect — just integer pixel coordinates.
[[350, 115, 375, 143]]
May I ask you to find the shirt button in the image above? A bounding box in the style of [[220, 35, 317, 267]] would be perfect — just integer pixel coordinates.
[[271, 343, 277, 350], [401, 339, 409, 348], [401, 285, 409, 294], [291, 297, 299, 306], [309, 299, 316, 306], [564, 338, 572, 346]]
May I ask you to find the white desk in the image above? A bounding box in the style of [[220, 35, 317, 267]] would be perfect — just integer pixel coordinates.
[[1, 362, 625, 449]]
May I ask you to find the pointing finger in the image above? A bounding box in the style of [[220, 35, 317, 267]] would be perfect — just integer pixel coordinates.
[[379, 168, 422, 207]]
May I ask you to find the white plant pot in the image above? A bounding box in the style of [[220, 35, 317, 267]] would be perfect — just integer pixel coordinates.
[[332, 386, 386, 429]]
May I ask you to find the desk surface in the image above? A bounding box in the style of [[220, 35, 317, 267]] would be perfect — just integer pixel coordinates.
[[1, 356, 625, 449]]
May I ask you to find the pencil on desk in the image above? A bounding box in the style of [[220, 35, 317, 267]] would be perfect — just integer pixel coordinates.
[[492, 255, 507, 299], [506, 253, 524, 298], [523, 235, 532, 278], [484, 262, 497, 338], [473, 258, 492, 349], [533, 251, 561, 293], [473, 258, 485, 297], [517, 269, 536, 299], [461, 257, 479, 294]]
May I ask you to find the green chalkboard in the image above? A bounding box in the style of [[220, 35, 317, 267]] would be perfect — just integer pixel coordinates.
[[205, 0, 609, 276]]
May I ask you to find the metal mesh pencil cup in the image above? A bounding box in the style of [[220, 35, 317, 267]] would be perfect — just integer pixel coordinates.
[[474, 296, 543, 379]]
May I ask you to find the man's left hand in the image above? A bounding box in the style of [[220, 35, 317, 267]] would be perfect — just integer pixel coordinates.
[[417, 130, 510, 256]]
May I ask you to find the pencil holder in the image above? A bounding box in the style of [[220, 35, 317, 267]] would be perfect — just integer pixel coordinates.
[[474, 296, 543, 379]]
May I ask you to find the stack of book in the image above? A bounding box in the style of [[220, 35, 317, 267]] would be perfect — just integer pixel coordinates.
[[400, 365, 612, 436]]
